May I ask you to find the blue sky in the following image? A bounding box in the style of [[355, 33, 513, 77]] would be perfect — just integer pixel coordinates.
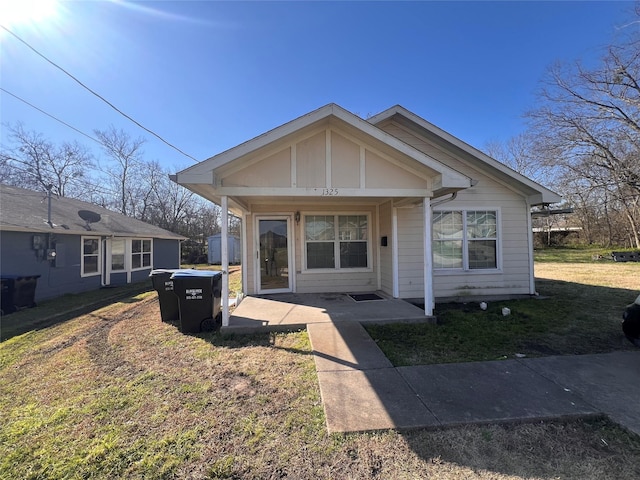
[[0, 1, 634, 172]]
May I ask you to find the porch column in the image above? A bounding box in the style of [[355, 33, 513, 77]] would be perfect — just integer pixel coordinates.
[[423, 197, 434, 316], [221, 195, 229, 327], [392, 206, 399, 298]]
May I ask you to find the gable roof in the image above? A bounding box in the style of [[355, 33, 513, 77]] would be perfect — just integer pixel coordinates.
[[173, 103, 472, 193], [0, 184, 185, 240], [368, 105, 562, 205]]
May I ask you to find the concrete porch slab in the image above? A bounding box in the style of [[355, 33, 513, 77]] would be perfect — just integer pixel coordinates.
[[224, 292, 431, 333]]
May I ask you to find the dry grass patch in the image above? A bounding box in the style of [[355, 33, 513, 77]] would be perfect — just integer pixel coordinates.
[[535, 262, 639, 290], [3, 291, 640, 478]]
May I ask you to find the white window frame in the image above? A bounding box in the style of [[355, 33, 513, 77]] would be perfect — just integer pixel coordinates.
[[302, 213, 372, 273], [131, 238, 153, 271], [81, 235, 101, 277], [432, 208, 502, 273]]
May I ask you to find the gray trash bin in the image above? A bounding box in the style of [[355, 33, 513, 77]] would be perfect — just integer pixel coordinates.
[[170, 270, 223, 333]]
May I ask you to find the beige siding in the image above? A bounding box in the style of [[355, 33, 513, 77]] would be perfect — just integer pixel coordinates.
[[331, 132, 360, 188], [379, 201, 393, 295], [296, 132, 326, 188], [432, 183, 532, 299], [397, 206, 425, 298], [224, 148, 291, 187], [379, 121, 534, 299], [244, 216, 256, 293], [365, 150, 427, 189]]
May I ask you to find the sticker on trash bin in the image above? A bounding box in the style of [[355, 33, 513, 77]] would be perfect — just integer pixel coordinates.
[[185, 288, 203, 300], [164, 281, 174, 291]]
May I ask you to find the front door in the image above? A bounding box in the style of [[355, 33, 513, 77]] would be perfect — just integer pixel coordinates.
[[256, 217, 292, 293]]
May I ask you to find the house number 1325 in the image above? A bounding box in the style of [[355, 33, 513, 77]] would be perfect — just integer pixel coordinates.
[[321, 188, 339, 196]]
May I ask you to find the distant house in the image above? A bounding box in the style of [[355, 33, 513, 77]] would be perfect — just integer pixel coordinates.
[[0, 184, 185, 302], [173, 104, 561, 321]]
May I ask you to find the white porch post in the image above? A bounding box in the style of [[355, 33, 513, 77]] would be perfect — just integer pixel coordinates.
[[423, 197, 434, 316], [221, 195, 230, 327], [526, 200, 536, 295], [392, 206, 399, 298]]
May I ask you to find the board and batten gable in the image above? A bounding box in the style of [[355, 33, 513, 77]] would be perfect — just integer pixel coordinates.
[[212, 122, 433, 197], [377, 119, 534, 300]]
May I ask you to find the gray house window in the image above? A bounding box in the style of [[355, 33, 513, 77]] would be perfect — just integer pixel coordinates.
[[131, 239, 152, 270], [81, 236, 101, 276]]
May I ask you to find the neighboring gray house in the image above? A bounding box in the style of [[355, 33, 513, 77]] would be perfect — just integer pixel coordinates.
[[0, 184, 185, 303], [173, 104, 561, 324]]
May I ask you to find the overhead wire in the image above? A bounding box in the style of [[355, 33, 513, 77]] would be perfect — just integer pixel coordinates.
[[0, 24, 200, 163], [0, 88, 104, 147]]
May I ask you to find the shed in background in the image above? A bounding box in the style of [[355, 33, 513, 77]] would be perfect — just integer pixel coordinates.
[[208, 234, 241, 265]]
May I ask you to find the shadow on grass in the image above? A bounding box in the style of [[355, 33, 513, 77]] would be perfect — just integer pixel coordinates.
[[201, 330, 313, 356], [399, 416, 640, 480], [0, 283, 152, 342], [365, 279, 638, 366]]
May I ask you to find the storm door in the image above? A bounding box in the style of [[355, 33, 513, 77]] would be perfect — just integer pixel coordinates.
[[256, 217, 292, 293]]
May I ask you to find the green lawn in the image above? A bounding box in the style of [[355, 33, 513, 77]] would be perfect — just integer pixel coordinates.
[[365, 252, 639, 366], [2, 250, 640, 478]]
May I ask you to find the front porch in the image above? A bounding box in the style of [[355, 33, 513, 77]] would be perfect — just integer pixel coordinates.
[[224, 292, 432, 333]]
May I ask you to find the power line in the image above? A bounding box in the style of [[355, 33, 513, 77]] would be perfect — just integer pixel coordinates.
[[0, 87, 103, 146], [1, 24, 200, 163]]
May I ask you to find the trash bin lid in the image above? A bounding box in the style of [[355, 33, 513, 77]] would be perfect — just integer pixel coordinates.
[[170, 270, 222, 279], [149, 268, 182, 277]]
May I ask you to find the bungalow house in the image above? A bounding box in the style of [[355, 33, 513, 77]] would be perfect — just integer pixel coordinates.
[[0, 184, 184, 304], [172, 104, 561, 325]]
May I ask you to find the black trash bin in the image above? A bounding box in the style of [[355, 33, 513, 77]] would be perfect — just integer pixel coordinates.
[[149, 269, 182, 323], [171, 270, 223, 333], [0, 274, 41, 315], [622, 295, 640, 347]]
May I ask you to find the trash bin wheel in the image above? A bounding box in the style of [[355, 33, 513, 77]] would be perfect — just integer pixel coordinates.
[[201, 317, 218, 333]]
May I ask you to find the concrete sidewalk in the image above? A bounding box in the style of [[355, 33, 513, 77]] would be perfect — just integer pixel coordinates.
[[308, 321, 640, 435]]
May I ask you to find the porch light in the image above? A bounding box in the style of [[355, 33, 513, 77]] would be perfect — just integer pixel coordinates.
[[295, 211, 300, 224]]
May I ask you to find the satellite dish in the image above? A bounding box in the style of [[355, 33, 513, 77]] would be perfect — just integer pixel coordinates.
[[78, 210, 101, 230]]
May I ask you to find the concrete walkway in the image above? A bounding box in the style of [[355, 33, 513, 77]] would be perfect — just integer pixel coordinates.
[[308, 321, 640, 435], [225, 294, 640, 436]]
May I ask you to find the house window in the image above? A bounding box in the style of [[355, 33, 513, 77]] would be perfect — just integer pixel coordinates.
[[131, 239, 152, 270], [111, 238, 126, 271], [433, 210, 498, 270], [305, 214, 368, 269], [82, 236, 100, 276]]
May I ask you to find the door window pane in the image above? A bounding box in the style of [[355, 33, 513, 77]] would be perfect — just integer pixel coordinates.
[[111, 238, 125, 271]]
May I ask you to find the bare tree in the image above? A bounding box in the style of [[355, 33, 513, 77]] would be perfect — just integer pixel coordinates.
[[94, 126, 148, 217], [0, 122, 94, 198], [483, 132, 557, 187], [526, 12, 640, 248]]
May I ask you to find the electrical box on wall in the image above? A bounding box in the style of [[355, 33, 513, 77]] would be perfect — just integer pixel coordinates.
[[381, 236, 388, 247]]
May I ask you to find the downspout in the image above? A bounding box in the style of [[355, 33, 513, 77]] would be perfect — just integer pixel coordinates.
[[431, 191, 458, 208]]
